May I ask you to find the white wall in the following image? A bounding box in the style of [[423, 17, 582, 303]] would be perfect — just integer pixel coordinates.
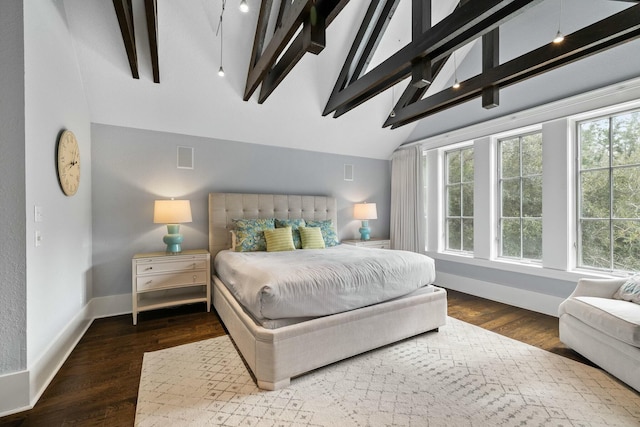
[[23, 0, 92, 404], [0, 0, 27, 375]]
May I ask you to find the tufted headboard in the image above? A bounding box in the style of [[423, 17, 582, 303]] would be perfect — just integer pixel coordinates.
[[208, 193, 338, 260]]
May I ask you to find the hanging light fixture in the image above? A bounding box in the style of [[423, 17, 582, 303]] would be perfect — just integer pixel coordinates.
[[389, 85, 396, 118], [553, 0, 565, 43], [216, 0, 226, 77], [239, 0, 249, 13], [452, 51, 460, 89]]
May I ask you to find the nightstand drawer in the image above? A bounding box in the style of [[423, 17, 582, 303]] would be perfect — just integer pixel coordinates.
[[136, 259, 207, 275], [136, 271, 208, 292]]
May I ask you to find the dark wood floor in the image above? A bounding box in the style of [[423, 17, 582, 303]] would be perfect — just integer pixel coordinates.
[[0, 289, 593, 427]]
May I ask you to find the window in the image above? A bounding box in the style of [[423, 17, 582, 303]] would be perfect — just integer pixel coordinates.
[[578, 110, 640, 272], [445, 147, 474, 252], [498, 132, 543, 261]]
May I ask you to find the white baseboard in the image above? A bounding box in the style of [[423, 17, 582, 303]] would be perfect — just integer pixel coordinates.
[[0, 370, 30, 417], [89, 293, 131, 319], [0, 293, 131, 418], [436, 272, 565, 317]]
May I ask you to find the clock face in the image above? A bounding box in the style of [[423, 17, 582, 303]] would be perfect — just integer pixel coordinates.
[[56, 130, 80, 196]]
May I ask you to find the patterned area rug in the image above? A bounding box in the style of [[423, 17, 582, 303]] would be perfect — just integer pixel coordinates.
[[135, 317, 640, 426]]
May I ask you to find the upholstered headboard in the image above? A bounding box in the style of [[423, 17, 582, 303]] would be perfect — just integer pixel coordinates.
[[208, 193, 338, 260]]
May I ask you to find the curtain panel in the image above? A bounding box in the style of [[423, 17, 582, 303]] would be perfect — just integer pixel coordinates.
[[390, 146, 425, 252]]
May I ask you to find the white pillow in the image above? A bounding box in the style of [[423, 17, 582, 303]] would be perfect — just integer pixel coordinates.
[[613, 274, 640, 304]]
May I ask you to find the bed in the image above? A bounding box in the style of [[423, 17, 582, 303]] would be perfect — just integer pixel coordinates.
[[208, 192, 447, 390]]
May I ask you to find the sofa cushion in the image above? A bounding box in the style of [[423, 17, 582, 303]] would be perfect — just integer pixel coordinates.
[[560, 296, 640, 347]]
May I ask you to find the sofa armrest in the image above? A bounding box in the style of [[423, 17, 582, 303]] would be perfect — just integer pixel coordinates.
[[569, 278, 626, 299]]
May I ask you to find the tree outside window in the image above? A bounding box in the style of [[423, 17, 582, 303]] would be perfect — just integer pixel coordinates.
[[445, 147, 474, 252], [498, 132, 543, 261], [578, 110, 640, 272]]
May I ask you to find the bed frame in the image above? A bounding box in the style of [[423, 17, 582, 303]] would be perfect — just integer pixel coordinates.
[[208, 192, 447, 390]]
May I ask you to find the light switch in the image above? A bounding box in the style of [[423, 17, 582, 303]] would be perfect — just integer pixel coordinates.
[[35, 231, 42, 247], [34, 205, 43, 222]]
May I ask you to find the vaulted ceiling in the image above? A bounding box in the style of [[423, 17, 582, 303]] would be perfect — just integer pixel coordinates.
[[62, 0, 640, 159]]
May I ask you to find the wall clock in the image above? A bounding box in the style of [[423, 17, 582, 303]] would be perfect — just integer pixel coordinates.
[[56, 130, 80, 196]]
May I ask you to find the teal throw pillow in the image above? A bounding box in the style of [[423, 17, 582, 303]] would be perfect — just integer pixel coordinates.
[[306, 219, 339, 247], [275, 218, 306, 249], [614, 274, 640, 304], [232, 218, 275, 252]]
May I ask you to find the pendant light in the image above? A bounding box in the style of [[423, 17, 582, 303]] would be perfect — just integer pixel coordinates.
[[239, 0, 249, 13], [553, 0, 565, 44], [452, 52, 460, 89], [216, 0, 226, 77]]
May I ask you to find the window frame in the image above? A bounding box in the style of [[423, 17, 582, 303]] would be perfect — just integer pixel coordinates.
[[443, 145, 474, 254], [576, 107, 640, 273], [497, 131, 543, 263]]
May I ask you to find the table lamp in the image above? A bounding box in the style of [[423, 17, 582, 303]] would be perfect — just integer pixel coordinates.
[[153, 199, 192, 254], [354, 202, 377, 241]]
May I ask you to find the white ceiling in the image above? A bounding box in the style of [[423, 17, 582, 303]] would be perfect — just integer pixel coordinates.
[[61, 0, 638, 160]]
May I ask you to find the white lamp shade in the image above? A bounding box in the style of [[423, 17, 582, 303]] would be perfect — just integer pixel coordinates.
[[153, 199, 192, 224], [354, 203, 378, 220]]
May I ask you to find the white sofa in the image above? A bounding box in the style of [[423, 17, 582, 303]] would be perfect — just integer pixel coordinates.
[[559, 278, 640, 392]]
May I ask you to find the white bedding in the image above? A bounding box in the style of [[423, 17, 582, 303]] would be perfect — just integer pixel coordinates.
[[214, 244, 436, 321]]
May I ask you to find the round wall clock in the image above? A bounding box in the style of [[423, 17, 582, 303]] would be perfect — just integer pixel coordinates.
[[56, 130, 81, 196]]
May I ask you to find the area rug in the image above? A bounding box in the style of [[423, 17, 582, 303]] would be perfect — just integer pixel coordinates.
[[135, 317, 640, 426]]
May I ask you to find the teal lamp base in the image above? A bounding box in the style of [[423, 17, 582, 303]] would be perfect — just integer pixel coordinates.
[[359, 220, 371, 241], [163, 224, 184, 254]]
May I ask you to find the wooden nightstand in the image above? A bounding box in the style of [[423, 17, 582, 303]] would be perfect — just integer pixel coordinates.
[[132, 249, 210, 325], [341, 238, 391, 249]]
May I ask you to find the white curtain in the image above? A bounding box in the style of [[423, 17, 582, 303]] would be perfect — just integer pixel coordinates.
[[390, 146, 425, 252]]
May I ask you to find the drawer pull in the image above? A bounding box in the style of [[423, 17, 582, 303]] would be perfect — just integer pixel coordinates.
[[146, 280, 153, 285], [193, 275, 197, 281], [145, 267, 153, 271]]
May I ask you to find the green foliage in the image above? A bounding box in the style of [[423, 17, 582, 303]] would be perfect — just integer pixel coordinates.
[[499, 133, 542, 260], [446, 147, 474, 252], [579, 111, 640, 272]]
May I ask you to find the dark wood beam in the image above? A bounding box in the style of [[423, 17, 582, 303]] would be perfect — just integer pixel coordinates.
[[323, 0, 543, 117], [243, 0, 315, 100], [244, 0, 349, 102], [144, 0, 159, 83], [246, 0, 274, 79], [325, 1, 383, 104], [333, 0, 400, 117], [482, 28, 499, 108], [258, 13, 327, 103], [386, 4, 640, 128], [112, 0, 138, 79], [411, 0, 432, 88]]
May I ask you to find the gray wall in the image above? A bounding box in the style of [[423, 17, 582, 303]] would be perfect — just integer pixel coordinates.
[[91, 124, 391, 298], [0, 0, 26, 374]]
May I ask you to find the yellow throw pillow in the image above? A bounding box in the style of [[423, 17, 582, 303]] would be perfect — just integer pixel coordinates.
[[299, 226, 326, 249], [264, 227, 296, 252]]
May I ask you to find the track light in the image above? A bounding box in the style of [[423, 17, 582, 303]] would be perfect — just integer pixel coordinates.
[[239, 0, 248, 13]]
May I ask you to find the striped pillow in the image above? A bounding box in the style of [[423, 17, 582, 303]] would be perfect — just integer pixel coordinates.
[[305, 220, 339, 247], [299, 226, 326, 249], [264, 227, 296, 252]]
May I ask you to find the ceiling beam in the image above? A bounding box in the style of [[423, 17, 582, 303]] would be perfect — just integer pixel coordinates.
[[481, 28, 499, 108], [243, 0, 315, 100], [323, 0, 543, 117], [244, 0, 349, 102], [144, 0, 159, 83], [112, 0, 138, 79], [386, 4, 640, 128], [258, 15, 327, 103]]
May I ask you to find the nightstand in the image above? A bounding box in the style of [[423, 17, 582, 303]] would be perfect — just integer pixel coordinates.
[[132, 249, 210, 325], [341, 238, 391, 249]]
